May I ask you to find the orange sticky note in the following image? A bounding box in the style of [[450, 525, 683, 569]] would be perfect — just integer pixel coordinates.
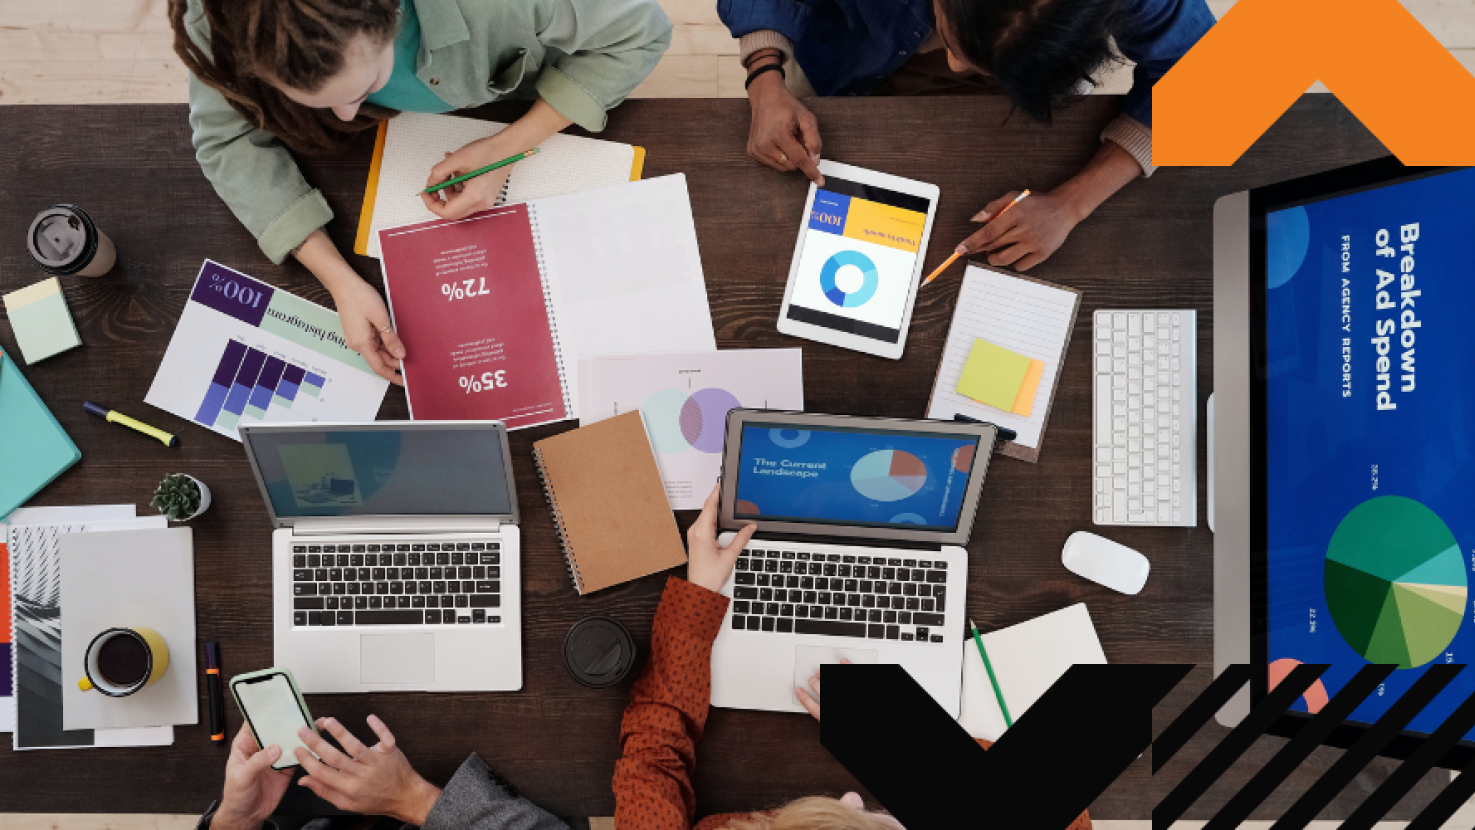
[[1011, 359, 1045, 417]]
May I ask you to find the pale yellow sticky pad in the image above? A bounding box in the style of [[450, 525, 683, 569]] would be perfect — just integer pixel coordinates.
[[956, 339, 1031, 412], [1011, 359, 1045, 417]]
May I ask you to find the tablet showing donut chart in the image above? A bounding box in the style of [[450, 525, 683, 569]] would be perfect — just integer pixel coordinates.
[[777, 161, 939, 360]]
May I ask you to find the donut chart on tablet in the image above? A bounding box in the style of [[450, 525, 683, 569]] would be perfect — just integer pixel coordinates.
[[819, 250, 880, 308]]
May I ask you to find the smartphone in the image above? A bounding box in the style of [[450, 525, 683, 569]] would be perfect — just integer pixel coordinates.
[[229, 667, 318, 770]]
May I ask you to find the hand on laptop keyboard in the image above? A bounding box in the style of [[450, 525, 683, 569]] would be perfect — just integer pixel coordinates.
[[687, 487, 757, 594]]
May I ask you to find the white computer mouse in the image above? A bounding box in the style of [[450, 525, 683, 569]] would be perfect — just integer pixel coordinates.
[[1061, 531, 1150, 595]]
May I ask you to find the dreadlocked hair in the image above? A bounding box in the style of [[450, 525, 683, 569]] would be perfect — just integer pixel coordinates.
[[168, 0, 401, 155], [937, 0, 1125, 124]]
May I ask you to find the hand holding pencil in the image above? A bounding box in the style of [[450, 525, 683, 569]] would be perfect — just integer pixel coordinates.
[[420, 138, 539, 222], [924, 190, 1030, 285]]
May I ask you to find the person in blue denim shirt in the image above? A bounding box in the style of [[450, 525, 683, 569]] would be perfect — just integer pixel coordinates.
[[719, 0, 1216, 271]]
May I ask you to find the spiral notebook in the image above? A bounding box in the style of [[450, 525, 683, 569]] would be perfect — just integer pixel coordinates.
[[532, 411, 687, 594], [355, 112, 645, 258], [378, 175, 716, 427]]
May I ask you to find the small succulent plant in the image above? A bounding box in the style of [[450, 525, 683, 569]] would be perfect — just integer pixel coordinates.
[[151, 473, 204, 521]]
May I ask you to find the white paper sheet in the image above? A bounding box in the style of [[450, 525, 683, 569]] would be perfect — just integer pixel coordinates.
[[958, 603, 1106, 741], [927, 266, 1078, 448], [533, 176, 718, 417], [365, 113, 638, 258], [578, 349, 805, 509], [61, 528, 197, 730], [145, 261, 388, 442]]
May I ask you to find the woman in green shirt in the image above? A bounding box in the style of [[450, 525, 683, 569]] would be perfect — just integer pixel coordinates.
[[168, 0, 672, 384]]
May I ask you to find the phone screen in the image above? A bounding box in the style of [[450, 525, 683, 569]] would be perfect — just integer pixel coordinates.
[[235, 673, 316, 769]]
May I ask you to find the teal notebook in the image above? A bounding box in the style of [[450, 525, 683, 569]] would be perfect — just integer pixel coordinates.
[[0, 348, 80, 518]]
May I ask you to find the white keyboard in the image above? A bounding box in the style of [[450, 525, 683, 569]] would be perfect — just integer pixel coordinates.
[[1092, 310, 1197, 527]]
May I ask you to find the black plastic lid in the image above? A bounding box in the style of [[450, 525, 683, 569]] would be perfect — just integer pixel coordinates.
[[563, 617, 636, 688], [27, 204, 100, 276]]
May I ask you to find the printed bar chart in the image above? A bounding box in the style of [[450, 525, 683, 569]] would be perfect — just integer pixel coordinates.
[[194, 339, 248, 425], [147, 261, 387, 441], [197, 339, 323, 432], [247, 356, 287, 419], [274, 364, 306, 408]]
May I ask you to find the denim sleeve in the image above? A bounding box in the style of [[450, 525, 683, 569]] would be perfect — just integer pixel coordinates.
[[1113, 0, 1217, 126], [715, 0, 814, 43]]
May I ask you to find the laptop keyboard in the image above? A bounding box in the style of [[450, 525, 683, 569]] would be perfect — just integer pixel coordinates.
[[730, 550, 948, 643], [291, 541, 502, 627]]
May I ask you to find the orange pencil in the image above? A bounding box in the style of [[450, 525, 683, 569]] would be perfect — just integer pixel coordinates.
[[923, 189, 1031, 285]]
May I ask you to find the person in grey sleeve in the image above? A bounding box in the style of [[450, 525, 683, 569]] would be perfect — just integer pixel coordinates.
[[198, 717, 568, 829]]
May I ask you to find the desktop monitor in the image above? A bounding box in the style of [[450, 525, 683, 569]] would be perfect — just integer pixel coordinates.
[[1214, 158, 1475, 765]]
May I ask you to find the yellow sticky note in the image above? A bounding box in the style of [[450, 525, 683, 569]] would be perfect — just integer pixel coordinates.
[[956, 339, 1031, 411], [1011, 359, 1045, 417]]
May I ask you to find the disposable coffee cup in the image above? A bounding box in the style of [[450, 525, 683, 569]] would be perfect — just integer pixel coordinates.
[[27, 204, 116, 277], [563, 617, 636, 688]]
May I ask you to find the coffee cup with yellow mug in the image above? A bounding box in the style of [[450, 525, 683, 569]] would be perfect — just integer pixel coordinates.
[[77, 627, 169, 697]]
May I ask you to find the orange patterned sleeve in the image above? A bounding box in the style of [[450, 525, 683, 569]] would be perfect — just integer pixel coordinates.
[[614, 577, 730, 830]]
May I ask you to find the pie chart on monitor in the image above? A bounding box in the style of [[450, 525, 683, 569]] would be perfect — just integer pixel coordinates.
[[851, 450, 927, 502], [1324, 496, 1467, 669]]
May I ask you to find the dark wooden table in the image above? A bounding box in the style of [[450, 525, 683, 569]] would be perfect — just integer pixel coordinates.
[[0, 97, 1448, 820]]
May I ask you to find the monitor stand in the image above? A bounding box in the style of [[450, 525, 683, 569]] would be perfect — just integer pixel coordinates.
[[1207, 392, 1214, 533]]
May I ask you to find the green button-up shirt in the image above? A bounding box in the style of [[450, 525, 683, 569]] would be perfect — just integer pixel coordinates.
[[183, 0, 672, 264]]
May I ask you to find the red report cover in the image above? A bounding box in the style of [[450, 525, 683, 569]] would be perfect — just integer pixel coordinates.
[[379, 205, 567, 426]]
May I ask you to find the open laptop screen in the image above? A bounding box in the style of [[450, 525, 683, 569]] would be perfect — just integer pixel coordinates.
[[732, 422, 981, 532], [1261, 165, 1475, 739], [245, 426, 513, 519]]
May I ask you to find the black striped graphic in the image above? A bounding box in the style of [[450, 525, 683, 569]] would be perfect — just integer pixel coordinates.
[[823, 663, 1475, 828]]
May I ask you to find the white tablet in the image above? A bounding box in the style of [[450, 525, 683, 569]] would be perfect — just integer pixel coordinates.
[[776, 160, 940, 360]]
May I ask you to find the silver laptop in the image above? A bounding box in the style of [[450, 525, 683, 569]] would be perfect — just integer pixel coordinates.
[[711, 411, 997, 717], [239, 421, 521, 694]]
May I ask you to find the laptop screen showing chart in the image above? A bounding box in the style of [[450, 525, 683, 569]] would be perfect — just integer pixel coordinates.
[[732, 422, 982, 532], [1264, 166, 1475, 737]]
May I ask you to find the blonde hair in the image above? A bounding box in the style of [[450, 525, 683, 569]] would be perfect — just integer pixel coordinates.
[[723, 797, 900, 830]]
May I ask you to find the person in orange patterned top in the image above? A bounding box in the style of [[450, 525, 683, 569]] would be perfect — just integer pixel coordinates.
[[612, 488, 1090, 830]]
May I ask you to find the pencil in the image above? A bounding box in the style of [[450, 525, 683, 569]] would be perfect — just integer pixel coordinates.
[[421, 148, 540, 195], [923, 190, 1032, 285], [970, 618, 1013, 728]]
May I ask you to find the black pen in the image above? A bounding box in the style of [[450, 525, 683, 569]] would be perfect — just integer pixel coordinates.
[[206, 642, 225, 742]]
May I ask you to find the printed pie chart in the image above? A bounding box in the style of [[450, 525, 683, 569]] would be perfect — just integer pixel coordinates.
[[851, 450, 927, 502], [1324, 496, 1466, 669]]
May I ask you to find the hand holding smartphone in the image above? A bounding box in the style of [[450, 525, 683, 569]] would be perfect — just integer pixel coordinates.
[[229, 667, 319, 770]]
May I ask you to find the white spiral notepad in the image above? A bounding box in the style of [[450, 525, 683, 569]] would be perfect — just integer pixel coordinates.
[[355, 112, 643, 258]]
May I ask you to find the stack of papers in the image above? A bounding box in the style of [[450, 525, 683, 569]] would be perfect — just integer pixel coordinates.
[[6, 505, 195, 749]]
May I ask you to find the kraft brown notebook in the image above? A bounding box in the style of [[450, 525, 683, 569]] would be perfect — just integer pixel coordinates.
[[532, 410, 686, 594]]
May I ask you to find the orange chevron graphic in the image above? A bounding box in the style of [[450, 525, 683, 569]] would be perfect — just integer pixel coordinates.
[[1155, 0, 1475, 166]]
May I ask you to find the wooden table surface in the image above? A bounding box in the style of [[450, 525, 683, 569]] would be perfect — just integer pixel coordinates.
[[0, 98, 1449, 820]]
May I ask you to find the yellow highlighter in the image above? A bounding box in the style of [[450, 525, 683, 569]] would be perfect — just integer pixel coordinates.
[[84, 401, 178, 447]]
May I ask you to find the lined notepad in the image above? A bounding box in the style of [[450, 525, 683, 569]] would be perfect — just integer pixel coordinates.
[[926, 264, 1081, 462], [356, 113, 644, 257]]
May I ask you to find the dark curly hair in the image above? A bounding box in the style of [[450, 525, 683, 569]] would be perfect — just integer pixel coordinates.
[[937, 0, 1126, 123], [167, 0, 401, 155]]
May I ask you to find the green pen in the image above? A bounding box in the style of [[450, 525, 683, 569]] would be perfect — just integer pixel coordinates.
[[421, 147, 540, 195], [970, 618, 1012, 728]]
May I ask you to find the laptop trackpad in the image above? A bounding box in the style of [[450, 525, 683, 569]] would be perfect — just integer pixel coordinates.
[[792, 645, 878, 705], [361, 634, 434, 685]]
